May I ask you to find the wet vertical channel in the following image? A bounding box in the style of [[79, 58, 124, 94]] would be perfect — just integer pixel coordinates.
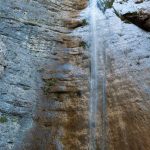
[[89, 0, 99, 149], [89, 0, 107, 149]]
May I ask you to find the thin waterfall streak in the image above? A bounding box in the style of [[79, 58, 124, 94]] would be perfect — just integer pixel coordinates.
[[102, 76, 107, 150], [102, 23, 108, 150], [89, 0, 108, 149], [89, 0, 99, 149]]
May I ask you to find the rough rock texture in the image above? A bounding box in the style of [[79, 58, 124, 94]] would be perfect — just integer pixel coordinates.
[[0, 0, 89, 149], [1, 0, 150, 150], [97, 1, 150, 149]]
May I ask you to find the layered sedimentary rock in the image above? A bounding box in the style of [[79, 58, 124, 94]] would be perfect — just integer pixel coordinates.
[[1, 0, 150, 149], [0, 0, 89, 149]]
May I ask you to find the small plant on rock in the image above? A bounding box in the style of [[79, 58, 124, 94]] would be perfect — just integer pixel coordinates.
[[0, 116, 8, 123], [80, 41, 88, 49], [43, 78, 57, 95], [82, 19, 88, 26]]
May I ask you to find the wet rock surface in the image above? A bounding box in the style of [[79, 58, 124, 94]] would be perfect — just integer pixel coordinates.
[[94, 2, 150, 149], [1, 0, 150, 149]]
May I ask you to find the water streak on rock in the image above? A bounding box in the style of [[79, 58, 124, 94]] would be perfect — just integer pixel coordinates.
[[89, 0, 99, 149]]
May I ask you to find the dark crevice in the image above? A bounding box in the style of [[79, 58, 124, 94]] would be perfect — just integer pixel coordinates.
[[112, 8, 150, 32]]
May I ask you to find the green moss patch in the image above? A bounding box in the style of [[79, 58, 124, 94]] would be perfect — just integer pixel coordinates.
[[43, 78, 58, 95], [0, 116, 8, 123]]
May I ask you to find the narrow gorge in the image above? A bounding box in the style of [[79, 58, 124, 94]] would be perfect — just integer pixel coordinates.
[[0, 0, 150, 150]]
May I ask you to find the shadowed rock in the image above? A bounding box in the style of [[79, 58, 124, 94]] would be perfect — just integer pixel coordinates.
[[113, 0, 150, 31], [123, 10, 150, 31]]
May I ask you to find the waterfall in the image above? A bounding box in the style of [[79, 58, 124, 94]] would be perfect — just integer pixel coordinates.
[[89, 0, 99, 149], [89, 0, 107, 149]]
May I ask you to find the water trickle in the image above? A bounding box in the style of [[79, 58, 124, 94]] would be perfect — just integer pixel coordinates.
[[89, 0, 107, 149], [89, 0, 99, 149]]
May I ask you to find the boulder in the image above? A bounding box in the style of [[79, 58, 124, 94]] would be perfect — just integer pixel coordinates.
[[113, 0, 150, 31]]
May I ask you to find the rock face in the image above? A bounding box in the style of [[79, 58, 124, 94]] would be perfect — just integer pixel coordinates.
[[97, 0, 150, 149], [0, 0, 89, 149], [1, 0, 150, 149]]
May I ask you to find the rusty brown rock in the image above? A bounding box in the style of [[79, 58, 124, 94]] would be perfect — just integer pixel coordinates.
[[64, 19, 86, 29], [14, 0, 90, 150]]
